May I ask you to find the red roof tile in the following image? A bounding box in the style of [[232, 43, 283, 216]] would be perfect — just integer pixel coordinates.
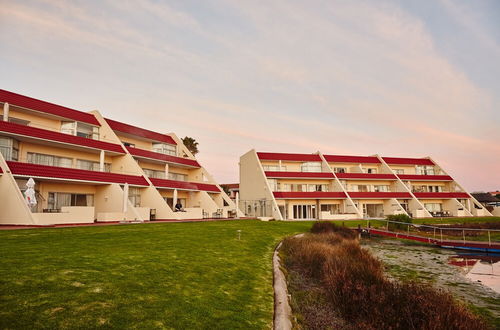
[[336, 173, 397, 180], [265, 171, 335, 179], [150, 178, 219, 192], [105, 118, 176, 145], [397, 174, 453, 181], [383, 157, 434, 165], [7, 161, 148, 186], [126, 146, 200, 167], [0, 121, 124, 154], [324, 155, 381, 164], [347, 192, 412, 199], [273, 191, 347, 199], [412, 192, 470, 199], [257, 152, 321, 162], [0, 89, 99, 126]]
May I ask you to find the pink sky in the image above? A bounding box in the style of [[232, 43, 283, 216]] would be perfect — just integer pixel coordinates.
[[0, 0, 499, 191]]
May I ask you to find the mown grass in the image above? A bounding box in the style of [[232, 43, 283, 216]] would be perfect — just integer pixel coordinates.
[[0, 220, 313, 329]]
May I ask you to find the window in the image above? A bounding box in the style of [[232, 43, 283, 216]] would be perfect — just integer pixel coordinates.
[[268, 179, 278, 191], [321, 204, 340, 214], [143, 168, 166, 179], [152, 142, 176, 156], [122, 141, 135, 148], [77, 159, 110, 172], [164, 197, 187, 209], [393, 169, 404, 174], [424, 203, 442, 213], [416, 165, 435, 175], [128, 187, 141, 207], [168, 172, 187, 181], [373, 185, 389, 192], [301, 162, 322, 172], [61, 121, 99, 140], [8, 117, 30, 126], [363, 168, 377, 174], [308, 184, 329, 192], [428, 185, 443, 192], [262, 165, 286, 171], [0, 137, 19, 161], [47, 192, 94, 210], [333, 167, 346, 173], [27, 152, 72, 168]]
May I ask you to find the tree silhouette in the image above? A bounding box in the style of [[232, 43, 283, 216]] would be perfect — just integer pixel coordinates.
[[181, 136, 199, 155]]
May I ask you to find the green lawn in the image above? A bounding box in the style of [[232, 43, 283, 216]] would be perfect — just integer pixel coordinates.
[[0, 220, 312, 329]]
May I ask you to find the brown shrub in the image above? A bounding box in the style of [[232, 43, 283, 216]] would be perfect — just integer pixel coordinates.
[[310, 221, 358, 239], [281, 231, 490, 330]]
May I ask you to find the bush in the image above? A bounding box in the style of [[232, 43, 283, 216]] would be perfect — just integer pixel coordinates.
[[386, 214, 412, 231], [281, 230, 489, 329], [310, 221, 358, 239]]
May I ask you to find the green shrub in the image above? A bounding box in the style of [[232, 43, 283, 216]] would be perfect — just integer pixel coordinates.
[[386, 214, 412, 231]]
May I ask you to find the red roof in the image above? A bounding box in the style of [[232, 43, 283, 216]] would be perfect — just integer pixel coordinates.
[[412, 192, 470, 199], [398, 174, 453, 181], [348, 192, 412, 199], [0, 89, 99, 126], [336, 173, 397, 180], [324, 155, 381, 164], [126, 146, 200, 167], [150, 178, 220, 192], [221, 183, 239, 189], [0, 121, 124, 154], [257, 152, 321, 162], [105, 118, 176, 145], [273, 191, 347, 199], [383, 157, 434, 165], [265, 171, 334, 179], [7, 161, 148, 186]]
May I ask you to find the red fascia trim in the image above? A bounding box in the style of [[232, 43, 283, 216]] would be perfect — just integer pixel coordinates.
[[273, 191, 347, 199], [126, 146, 200, 167], [397, 174, 453, 181], [7, 161, 148, 186], [0, 121, 124, 154], [413, 192, 470, 199], [348, 192, 412, 199], [335, 173, 397, 180], [324, 155, 381, 164], [222, 183, 239, 189], [150, 178, 219, 192], [105, 118, 176, 145], [257, 152, 321, 162], [265, 171, 334, 179], [0, 89, 100, 126], [383, 157, 434, 165]]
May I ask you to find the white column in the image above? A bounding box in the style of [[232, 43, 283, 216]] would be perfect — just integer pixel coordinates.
[[278, 160, 282, 171], [123, 183, 129, 214], [99, 150, 105, 172], [164, 163, 169, 179], [235, 192, 239, 219], [3, 103, 9, 121]]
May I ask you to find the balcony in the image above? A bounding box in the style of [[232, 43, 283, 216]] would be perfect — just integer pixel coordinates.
[[397, 174, 453, 181], [0, 121, 124, 154], [150, 177, 219, 192], [347, 192, 412, 199], [413, 192, 470, 199], [336, 173, 397, 180], [126, 146, 200, 168], [273, 191, 347, 199], [265, 171, 334, 179], [6, 161, 149, 186]]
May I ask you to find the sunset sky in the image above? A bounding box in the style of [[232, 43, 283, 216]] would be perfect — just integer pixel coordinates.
[[0, 0, 499, 191]]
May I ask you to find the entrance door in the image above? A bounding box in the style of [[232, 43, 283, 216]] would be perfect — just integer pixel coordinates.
[[292, 205, 317, 220]]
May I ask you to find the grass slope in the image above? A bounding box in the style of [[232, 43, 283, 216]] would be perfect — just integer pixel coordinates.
[[0, 220, 312, 329]]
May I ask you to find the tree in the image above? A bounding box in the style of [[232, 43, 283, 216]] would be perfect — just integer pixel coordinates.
[[181, 136, 199, 155]]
